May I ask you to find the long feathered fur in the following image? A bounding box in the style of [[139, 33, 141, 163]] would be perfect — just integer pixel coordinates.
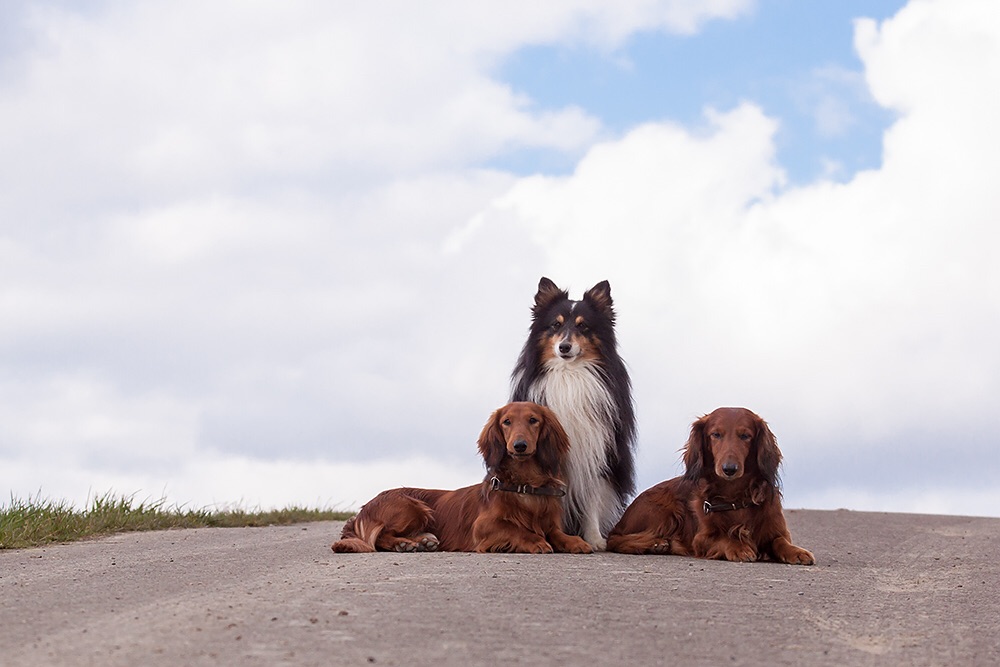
[[510, 277, 636, 549], [607, 407, 814, 565], [331, 402, 592, 555]]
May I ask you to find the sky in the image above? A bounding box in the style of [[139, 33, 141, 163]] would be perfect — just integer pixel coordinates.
[[2, 0, 998, 517]]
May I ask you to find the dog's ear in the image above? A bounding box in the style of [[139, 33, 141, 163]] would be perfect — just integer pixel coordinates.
[[533, 277, 566, 309], [683, 415, 708, 480], [477, 409, 507, 470], [536, 405, 570, 476], [583, 280, 614, 318], [754, 416, 782, 487]]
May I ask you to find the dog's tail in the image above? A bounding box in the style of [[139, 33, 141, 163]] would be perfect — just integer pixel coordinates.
[[331, 516, 382, 553]]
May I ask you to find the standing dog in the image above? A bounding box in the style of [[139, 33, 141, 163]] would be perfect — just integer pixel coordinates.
[[331, 402, 591, 554], [607, 407, 814, 564], [510, 277, 636, 550]]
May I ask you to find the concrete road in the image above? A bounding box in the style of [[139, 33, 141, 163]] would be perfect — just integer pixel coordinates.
[[2, 510, 998, 666]]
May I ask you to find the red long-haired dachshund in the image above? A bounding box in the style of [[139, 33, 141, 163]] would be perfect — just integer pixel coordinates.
[[607, 407, 814, 564], [331, 402, 592, 554]]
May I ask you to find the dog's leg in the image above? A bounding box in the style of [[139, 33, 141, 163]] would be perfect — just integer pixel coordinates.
[[577, 477, 623, 550], [547, 528, 593, 554], [474, 516, 553, 554], [580, 514, 606, 551], [696, 530, 757, 562], [770, 535, 815, 565], [606, 530, 668, 555]]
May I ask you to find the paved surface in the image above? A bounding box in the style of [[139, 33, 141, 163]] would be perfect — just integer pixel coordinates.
[[1, 510, 998, 666]]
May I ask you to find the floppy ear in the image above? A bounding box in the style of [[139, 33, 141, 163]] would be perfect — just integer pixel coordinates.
[[754, 417, 782, 488], [683, 415, 708, 480], [583, 280, 615, 318], [477, 409, 507, 470], [533, 277, 566, 313], [536, 405, 571, 477]]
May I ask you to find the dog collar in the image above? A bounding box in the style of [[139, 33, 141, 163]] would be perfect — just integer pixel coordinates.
[[489, 476, 566, 497], [703, 499, 755, 514]]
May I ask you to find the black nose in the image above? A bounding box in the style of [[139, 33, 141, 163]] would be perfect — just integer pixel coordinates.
[[558, 342, 572, 354], [513, 440, 528, 454], [722, 463, 739, 477]]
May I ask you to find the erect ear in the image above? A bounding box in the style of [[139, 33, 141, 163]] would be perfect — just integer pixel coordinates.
[[683, 415, 708, 481], [533, 277, 566, 311], [477, 409, 507, 470], [583, 280, 614, 317], [754, 416, 782, 488], [536, 405, 571, 476]]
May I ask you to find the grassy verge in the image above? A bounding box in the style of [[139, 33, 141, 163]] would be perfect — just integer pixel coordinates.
[[0, 493, 353, 550]]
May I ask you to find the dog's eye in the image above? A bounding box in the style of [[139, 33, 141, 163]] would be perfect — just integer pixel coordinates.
[[710, 432, 722, 439], [528, 417, 539, 425], [740, 433, 752, 442], [502, 419, 511, 426], [577, 323, 589, 333], [549, 321, 561, 331]]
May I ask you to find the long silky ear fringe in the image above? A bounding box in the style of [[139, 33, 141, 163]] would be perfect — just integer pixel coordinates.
[[683, 415, 709, 480], [755, 418, 782, 489], [477, 409, 507, 470]]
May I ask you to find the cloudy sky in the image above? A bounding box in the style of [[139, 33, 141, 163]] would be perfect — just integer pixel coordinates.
[[2, 0, 998, 517]]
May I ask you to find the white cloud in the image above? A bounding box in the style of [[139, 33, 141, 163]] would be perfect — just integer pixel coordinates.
[[468, 0, 1000, 504], [2, 0, 999, 518]]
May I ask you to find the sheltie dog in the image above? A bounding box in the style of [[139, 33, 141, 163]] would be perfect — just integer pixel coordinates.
[[510, 277, 636, 550]]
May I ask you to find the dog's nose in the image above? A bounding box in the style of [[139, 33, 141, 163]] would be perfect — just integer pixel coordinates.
[[558, 342, 572, 354], [722, 463, 739, 477], [513, 440, 528, 454]]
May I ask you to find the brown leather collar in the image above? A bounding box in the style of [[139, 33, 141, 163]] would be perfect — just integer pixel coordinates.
[[703, 498, 756, 514], [489, 476, 566, 497]]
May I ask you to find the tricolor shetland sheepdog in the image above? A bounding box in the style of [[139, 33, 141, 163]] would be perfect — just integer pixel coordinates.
[[510, 277, 636, 550]]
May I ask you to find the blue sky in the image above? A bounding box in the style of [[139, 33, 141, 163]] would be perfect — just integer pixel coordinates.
[[497, 1, 904, 182], [1, 0, 998, 518]]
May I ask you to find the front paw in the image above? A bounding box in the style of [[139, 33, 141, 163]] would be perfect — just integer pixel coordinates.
[[723, 544, 758, 562], [527, 541, 555, 554], [561, 536, 593, 554], [780, 546, 815, 565]]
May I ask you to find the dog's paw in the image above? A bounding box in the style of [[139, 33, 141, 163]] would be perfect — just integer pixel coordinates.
[[415, 533, 440, 552], [780, 546, 815, 565], [650, 541, 671, 555], [392, 533, 440, 553], [526, 541, 555, 554], [562, 537, 593, 554], [723, 545, 758, 562]]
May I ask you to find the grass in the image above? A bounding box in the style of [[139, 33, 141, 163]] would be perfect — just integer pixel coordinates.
[[0, 492, 354, 550]]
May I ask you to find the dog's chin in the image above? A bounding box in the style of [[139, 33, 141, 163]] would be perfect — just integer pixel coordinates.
[[509, 452, 533, 461]]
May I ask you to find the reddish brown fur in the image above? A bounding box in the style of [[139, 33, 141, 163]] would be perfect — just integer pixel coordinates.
[[331, 402, 592, 554], [607, 407, 814, 564]]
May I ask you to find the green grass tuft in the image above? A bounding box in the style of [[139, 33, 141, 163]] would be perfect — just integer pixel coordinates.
[[0, 492, 353, 550]]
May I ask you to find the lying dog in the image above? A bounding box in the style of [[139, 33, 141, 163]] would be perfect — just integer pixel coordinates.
[[331, 402, 592, 554], [607, 407, 814, 564]]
